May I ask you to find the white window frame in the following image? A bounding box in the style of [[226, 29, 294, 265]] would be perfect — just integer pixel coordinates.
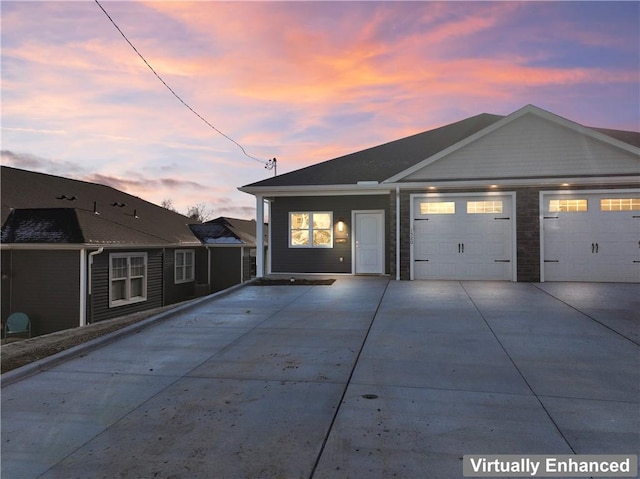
[[289, 211, 334, 248], [175, 249, 195, 284], [109, 252, 147, 307]]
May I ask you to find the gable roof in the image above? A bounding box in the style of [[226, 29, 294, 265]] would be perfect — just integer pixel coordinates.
[[386, 104, 640, 183], [189, 216, 267, 246], [240, 105, 639, 192], [1, 166, 201, 246], [242, 113, 504, 189]]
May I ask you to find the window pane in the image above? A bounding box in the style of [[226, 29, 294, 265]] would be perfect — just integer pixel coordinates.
[[312, 213, 331, 229], [112, 279, 126, 301], [291, 230, 309, 246], [130, 256, 145, 276], [291, 213, 309, 229], [176, 253, 184, 267], [186, 252, 194, 266], [420, 202, 455, 214], [185, 265, 193, 280], [130, 278, 144, 298], [467, 200, 503, 214], [313, 229, 332, 246], [549, 199, 587, 212], [111, 257, 127, 279], [600, 198, 640, 211]]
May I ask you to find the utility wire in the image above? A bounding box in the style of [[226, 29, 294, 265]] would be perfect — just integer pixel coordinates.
[[93, 0, 267, 166]]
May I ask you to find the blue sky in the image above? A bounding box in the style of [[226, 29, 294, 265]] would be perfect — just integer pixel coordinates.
[[2, 1, 638, 219]]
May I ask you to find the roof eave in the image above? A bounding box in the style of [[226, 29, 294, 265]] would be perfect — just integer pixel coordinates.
[[238, 183, 393, 197]]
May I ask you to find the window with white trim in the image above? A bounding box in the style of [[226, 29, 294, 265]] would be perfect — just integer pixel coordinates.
[[420, 202, 455, 214], [175, 249, 195, 283], [600, 198, 640, 211], [289, 212, 333, 247], [110, 253, 147, 307], [549, 199, 587, 212], [467, 200, 503, 214]]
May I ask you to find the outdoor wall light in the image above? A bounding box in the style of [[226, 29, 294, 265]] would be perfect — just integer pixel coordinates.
[[337, 218, 345, 232]]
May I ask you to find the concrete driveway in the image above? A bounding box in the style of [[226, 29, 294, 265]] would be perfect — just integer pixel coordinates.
[[2, 278, 638, 478]]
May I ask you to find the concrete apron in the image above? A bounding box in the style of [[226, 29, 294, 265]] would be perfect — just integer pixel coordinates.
[[1, 279, 638, 478]]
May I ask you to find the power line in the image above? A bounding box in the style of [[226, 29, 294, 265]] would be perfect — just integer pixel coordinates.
[[93, 0, 267, 166]]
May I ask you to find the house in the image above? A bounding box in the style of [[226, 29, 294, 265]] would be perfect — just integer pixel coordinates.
[[0, 167, 258, 337], [240, 105, 640, 283], [190, 216, 267, 292]]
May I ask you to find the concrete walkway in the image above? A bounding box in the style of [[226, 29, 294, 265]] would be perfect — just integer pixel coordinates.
[[2, 278, 638, 478]]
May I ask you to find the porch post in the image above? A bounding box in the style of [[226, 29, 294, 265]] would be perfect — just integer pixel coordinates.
[[255, 194, 265, 277], [396, 187, 401, 281]]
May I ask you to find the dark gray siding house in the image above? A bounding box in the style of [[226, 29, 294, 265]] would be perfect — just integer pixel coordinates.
[[240, 105, 640, 283], [1, 167, 254, 337], [190, 217, 267, 292]]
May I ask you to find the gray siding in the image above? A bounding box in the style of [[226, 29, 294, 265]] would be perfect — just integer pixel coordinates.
[[271, 195, 391, 274], [163, 248, 197, 305], [211, 248, 241, 292], [90, 249, 163, 323], [4, 250, 80, 336]]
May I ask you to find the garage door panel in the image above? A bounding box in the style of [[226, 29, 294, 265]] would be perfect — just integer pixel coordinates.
[[542, 191, 640, 282], [412, 194, 514, 281]]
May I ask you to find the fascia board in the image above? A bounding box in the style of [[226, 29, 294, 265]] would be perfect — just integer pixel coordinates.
[[391, 175, 640, 190], [383, 104, 639, 184], [238, 184, 393, 197], [1, 242, 204, 250]]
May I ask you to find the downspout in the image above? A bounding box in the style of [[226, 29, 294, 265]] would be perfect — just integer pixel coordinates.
[[86, 247, 104, 325], [79, 249, 86, 327], [207, 246, 211, 294], [240, 246, 245, 283], [395, 187, 401, 281]]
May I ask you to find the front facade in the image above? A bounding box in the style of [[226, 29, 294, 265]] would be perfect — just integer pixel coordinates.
[[241, 105, 640, 283]]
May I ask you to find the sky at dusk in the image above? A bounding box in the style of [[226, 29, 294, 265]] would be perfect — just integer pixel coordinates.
[[2, 1, 639, 220]]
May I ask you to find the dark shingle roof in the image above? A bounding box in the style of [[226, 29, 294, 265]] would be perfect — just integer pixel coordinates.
[[243, 114, 504, 188], [1, 208, 84, 243], [242, 110, 639, 189], [1, 166, 201, 245], [190, 217, 266, 245]]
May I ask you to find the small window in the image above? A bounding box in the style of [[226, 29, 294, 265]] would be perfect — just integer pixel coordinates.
[[467, 200, 503, 214], [420, 202, 455, 215], [175, 250, 195, 283], [600, 198, 640, 211], [290, 212, 333, 248], [549, 199, 587, 212], [109, 253, 147, 307]]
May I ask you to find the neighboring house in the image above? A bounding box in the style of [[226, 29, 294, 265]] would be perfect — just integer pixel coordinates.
[[190, 216, 267, 292], [240, 104, 640, 283], [1, 167, 255, 337]]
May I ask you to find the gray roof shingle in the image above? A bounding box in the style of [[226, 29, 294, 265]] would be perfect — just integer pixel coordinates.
[[1, 166, 201, 245], [242, 110, 640, 190]]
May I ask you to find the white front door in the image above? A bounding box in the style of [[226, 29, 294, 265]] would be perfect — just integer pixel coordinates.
[[353, 211, 385, 274], [541, 190, 640, 282], [412, 193, 515, 280]]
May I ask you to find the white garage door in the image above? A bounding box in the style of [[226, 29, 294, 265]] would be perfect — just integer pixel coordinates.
[[412, 194, 514, 280], [542, 190, 640, 282]]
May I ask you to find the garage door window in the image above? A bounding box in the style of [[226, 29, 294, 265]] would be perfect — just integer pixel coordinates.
[[549, 199, 587, 212], [600, 198, 640, 211], [467, 200, 503, 214], [420, 202, 455, 214]]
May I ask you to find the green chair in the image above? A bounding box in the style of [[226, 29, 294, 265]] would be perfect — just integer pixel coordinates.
[[5, 312, 31, 339]]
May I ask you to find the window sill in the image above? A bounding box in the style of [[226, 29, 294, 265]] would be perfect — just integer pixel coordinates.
[[109, 297, 147, 308]]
